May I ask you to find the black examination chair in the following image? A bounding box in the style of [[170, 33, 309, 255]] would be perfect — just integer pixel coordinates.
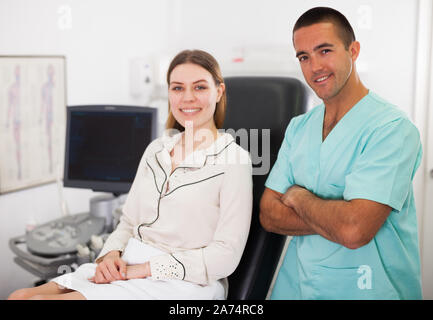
[[224, 76, 309, 300]]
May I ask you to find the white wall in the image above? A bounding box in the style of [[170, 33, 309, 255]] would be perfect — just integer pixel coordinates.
[[0, 0, 170, 105], [0, 0, 431, 299], [412, 0, 433, 301]]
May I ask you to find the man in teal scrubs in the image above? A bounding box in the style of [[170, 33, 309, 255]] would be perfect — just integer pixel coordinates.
[[260, 7, 422, 299]]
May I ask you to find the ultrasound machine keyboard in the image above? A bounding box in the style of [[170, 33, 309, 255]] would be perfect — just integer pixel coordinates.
[[25, 212, 105, 257]]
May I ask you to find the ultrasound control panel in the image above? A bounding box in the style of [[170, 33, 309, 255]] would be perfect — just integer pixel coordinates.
[[26, 212, 105, 256]]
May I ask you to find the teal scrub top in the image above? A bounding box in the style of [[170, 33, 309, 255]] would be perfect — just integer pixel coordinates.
[[265, 91, 423, 300]]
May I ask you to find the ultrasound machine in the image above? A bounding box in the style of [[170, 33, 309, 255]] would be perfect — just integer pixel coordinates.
[[9, 105, 157, 283]]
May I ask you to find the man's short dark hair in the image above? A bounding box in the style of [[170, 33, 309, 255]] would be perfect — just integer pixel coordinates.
[[293, 7, 356, 49]]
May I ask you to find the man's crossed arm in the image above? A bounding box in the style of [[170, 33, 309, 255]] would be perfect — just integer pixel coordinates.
[[259, 186, 392, 249]]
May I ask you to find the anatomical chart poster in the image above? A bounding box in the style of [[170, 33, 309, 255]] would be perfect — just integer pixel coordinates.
[[0, 56, 66, 193]]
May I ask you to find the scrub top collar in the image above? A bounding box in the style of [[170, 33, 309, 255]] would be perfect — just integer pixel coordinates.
[[319, 90, 371, 146]]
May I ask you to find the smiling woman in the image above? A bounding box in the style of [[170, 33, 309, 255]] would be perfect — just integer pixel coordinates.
[[8, 49, 253, 301], [165, 50, 229, 171]]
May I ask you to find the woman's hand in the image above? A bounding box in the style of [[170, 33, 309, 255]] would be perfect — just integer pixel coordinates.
[[125, 262, 152, 280], [89, 250, 126, 284]]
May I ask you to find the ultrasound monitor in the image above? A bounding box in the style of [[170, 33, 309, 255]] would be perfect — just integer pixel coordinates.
[[63, 105, 157, 195]]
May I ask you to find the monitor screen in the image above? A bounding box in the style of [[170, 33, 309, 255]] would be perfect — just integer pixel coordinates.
[[63, 105, 157, 194]]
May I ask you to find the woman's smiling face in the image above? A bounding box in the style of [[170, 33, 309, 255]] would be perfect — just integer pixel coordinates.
[[168, 63, 224, 132]]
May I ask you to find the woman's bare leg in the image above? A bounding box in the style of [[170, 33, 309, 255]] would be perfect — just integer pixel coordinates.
[[8, 281, 74, 300], [28, 291, 86, 300]]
